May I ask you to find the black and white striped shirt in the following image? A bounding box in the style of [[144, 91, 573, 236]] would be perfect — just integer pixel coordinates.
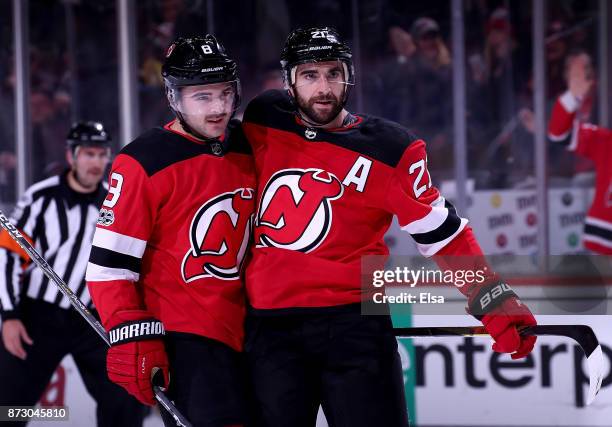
[[0, 171, 106, 319]]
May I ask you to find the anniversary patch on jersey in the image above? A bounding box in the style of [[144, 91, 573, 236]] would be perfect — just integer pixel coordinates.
[[97, 208, 115, 227]]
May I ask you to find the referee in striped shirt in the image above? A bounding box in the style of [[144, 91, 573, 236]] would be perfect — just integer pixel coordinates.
[[0, 122, 144, 426]]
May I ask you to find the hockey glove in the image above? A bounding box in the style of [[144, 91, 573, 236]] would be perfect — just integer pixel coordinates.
[[106, 310, 169, 406], [468, 281, 537, 359]]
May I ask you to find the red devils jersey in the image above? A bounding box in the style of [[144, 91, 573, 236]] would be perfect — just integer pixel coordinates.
[[242, 90, 469, 311], [86, 120, 256, 351], [548, 91, 612, 254]]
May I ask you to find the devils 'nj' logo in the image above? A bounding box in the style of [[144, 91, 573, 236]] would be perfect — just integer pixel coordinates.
[[181, 188, 255, 283], [256, 168, 343, 253]]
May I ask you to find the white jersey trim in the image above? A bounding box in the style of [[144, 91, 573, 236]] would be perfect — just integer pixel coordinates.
[[585, 216, 612, 232], [548, 130, 571, 142], [415, 218, 468, 257], [86, 262, 140, 282], [559, 90, 580, 113], [401, 196, 449, 235], [583, 234, 612, 249], [92, 228, 147, 258]]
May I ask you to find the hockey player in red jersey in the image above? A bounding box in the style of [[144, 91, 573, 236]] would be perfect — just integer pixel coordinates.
[[86, 36, 255, 426], [242, 27, 537, 426], [548, 50, 612, 254]]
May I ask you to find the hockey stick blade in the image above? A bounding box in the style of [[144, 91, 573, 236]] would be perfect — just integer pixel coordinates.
[[0, 211, 192, 426], [394, 324, 604, 405]]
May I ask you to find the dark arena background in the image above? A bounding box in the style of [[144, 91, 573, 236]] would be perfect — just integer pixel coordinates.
[[0, 0, 611, 426]]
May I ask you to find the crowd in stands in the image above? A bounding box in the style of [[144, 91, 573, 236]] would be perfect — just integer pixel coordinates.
[[0, 0, 603, 207]]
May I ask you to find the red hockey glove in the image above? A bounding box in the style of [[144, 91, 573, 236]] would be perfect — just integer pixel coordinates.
[[106, 310, 169, 406], [468, 281, 537, 359]]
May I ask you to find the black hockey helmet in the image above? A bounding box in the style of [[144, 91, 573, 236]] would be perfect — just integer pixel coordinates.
[[162, 35, 239, 88], [66, 121, 111, 154], [280, 27, 354, 99], [162, 35, 241, 139]]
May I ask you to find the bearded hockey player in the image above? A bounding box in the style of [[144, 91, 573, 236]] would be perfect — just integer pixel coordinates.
[[86, 35, 255, 426], [241, 27, 537, 426], [548, 50, 612, 254]]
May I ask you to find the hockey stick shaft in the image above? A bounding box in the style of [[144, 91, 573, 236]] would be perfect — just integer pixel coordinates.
[[0, 211, 192, 427], [393, 325, 598, 353], [394, 325, 561, 338], [0, 213, 109, 343]]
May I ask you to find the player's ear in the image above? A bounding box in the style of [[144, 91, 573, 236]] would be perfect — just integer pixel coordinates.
[[66, 149, 75, 167]]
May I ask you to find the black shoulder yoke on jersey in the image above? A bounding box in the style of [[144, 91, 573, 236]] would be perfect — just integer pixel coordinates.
[[120, 119, 252, 177], [243, 89, 420, 168]]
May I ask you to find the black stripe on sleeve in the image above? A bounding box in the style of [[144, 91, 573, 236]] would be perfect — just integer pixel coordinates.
[[57, 197, 69, 245], [34, 197, 55, 299], [584, 224, 612, 242], [54, 204, 88, 304], [549, 132, 572, 147], [89, 246, 142, 274], [14, 187, 53, 237], [1, 252, 19, 311], [15, 204, 31, 231], [410, 200, 462, 245], [32, 196, 53, 254]]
